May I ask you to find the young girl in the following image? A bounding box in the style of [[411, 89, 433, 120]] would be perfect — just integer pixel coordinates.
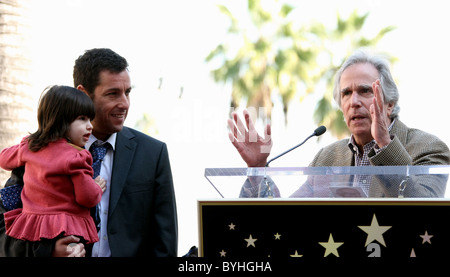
[[0, 85, 105, 245]]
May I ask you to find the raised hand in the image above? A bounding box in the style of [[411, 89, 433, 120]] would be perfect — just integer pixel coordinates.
[[370, 79, 392, 148], [227, 109, 272, 167]]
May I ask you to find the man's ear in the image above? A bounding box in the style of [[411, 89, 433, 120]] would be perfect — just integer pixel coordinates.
[[386, 102, 395, 118], [76, 85, 89, 97]]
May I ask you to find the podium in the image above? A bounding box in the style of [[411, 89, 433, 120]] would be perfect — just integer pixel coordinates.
[[199, 166, 450, 259]]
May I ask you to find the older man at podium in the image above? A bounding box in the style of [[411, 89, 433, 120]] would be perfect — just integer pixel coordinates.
[[228, 50, 450, 198]]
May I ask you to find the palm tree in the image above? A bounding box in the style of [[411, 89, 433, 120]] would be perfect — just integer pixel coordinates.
[[0, 0, 33, 185], [206, 0, 319, 123], [206, 1, 395, 136]]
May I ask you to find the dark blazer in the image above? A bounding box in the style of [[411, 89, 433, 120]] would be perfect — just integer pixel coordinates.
[[0, 127, 178, 257], [107, 127, 177, 257]]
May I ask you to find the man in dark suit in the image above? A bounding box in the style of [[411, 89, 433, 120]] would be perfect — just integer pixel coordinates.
[[0, 48, 178, 257]]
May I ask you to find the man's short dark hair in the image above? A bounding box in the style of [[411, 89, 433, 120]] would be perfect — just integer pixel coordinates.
[[73, 48, 129, 96]]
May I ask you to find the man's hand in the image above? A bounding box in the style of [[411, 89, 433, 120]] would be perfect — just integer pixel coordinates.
[[370, 79, 392, 148], [52, 236, 86, 257], [227, 109, 272, 167]]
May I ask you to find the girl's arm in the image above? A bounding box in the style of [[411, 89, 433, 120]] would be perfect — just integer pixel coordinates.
[[68, 151, 103, 208], [0, 140, 27, 170]]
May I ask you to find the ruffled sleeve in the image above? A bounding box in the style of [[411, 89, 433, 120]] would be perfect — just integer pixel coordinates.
[[67, 149, 103, 208]]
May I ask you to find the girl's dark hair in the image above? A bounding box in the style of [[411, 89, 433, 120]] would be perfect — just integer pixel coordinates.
[[27, 85, 95, 152]]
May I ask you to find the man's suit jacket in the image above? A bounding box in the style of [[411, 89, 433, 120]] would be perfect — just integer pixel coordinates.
[[300, 120, 450, 197], [0, 127, 178, 257], [106, 127, 177, 257]]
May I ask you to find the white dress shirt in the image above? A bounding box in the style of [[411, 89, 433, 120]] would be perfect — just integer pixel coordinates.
[[86, 133, 116, 257]]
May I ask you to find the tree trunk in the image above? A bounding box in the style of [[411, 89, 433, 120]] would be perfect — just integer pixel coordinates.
[[0, 0, 32, 186]]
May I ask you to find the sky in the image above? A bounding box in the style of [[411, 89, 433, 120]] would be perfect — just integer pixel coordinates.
[[24, 0, 450, 255]]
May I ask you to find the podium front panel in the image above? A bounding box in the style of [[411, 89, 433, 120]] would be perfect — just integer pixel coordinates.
[[198, 199, 450, 259]]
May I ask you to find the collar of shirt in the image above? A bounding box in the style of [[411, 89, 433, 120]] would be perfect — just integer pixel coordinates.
[[347, 118, 396, 155], [86, 133, 117, 152]]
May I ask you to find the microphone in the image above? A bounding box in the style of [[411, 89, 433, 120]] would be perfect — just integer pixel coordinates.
[[265, 125, 326, 167]]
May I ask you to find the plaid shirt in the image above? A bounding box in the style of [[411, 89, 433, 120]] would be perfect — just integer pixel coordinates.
[[348, 119, 396, 194]]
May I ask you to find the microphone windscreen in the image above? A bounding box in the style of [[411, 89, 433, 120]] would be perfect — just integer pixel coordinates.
[[314, 125, 327, 136]]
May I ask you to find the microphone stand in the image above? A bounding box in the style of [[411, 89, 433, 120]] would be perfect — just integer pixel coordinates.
[[262, 126, 326, 199], [262, 134, 314, 199], [265, 133, 317, 167], [263, 166, 273, 198]]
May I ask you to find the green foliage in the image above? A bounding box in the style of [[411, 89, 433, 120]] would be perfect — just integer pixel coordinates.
[[135, 113, 159, 137], [206, 0, 395, 138]]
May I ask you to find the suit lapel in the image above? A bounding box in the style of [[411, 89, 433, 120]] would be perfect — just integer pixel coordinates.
[[345, 147, 355, 166], [338, 140, 355, 166], [109, 127, 136, 216], [368, 119, 409, 197]]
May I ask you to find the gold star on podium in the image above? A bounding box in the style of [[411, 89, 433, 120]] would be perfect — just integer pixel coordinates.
[[420, 231, 433, 244], [319, 233, 343, 257], [274, 233, 281, 240], [228, 223, 235, 230], [358, 214, 392, 247], [245, 234, 257, 247]]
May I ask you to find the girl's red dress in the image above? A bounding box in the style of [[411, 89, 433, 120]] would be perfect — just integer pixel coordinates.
[[0, 137, 102, 243]]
